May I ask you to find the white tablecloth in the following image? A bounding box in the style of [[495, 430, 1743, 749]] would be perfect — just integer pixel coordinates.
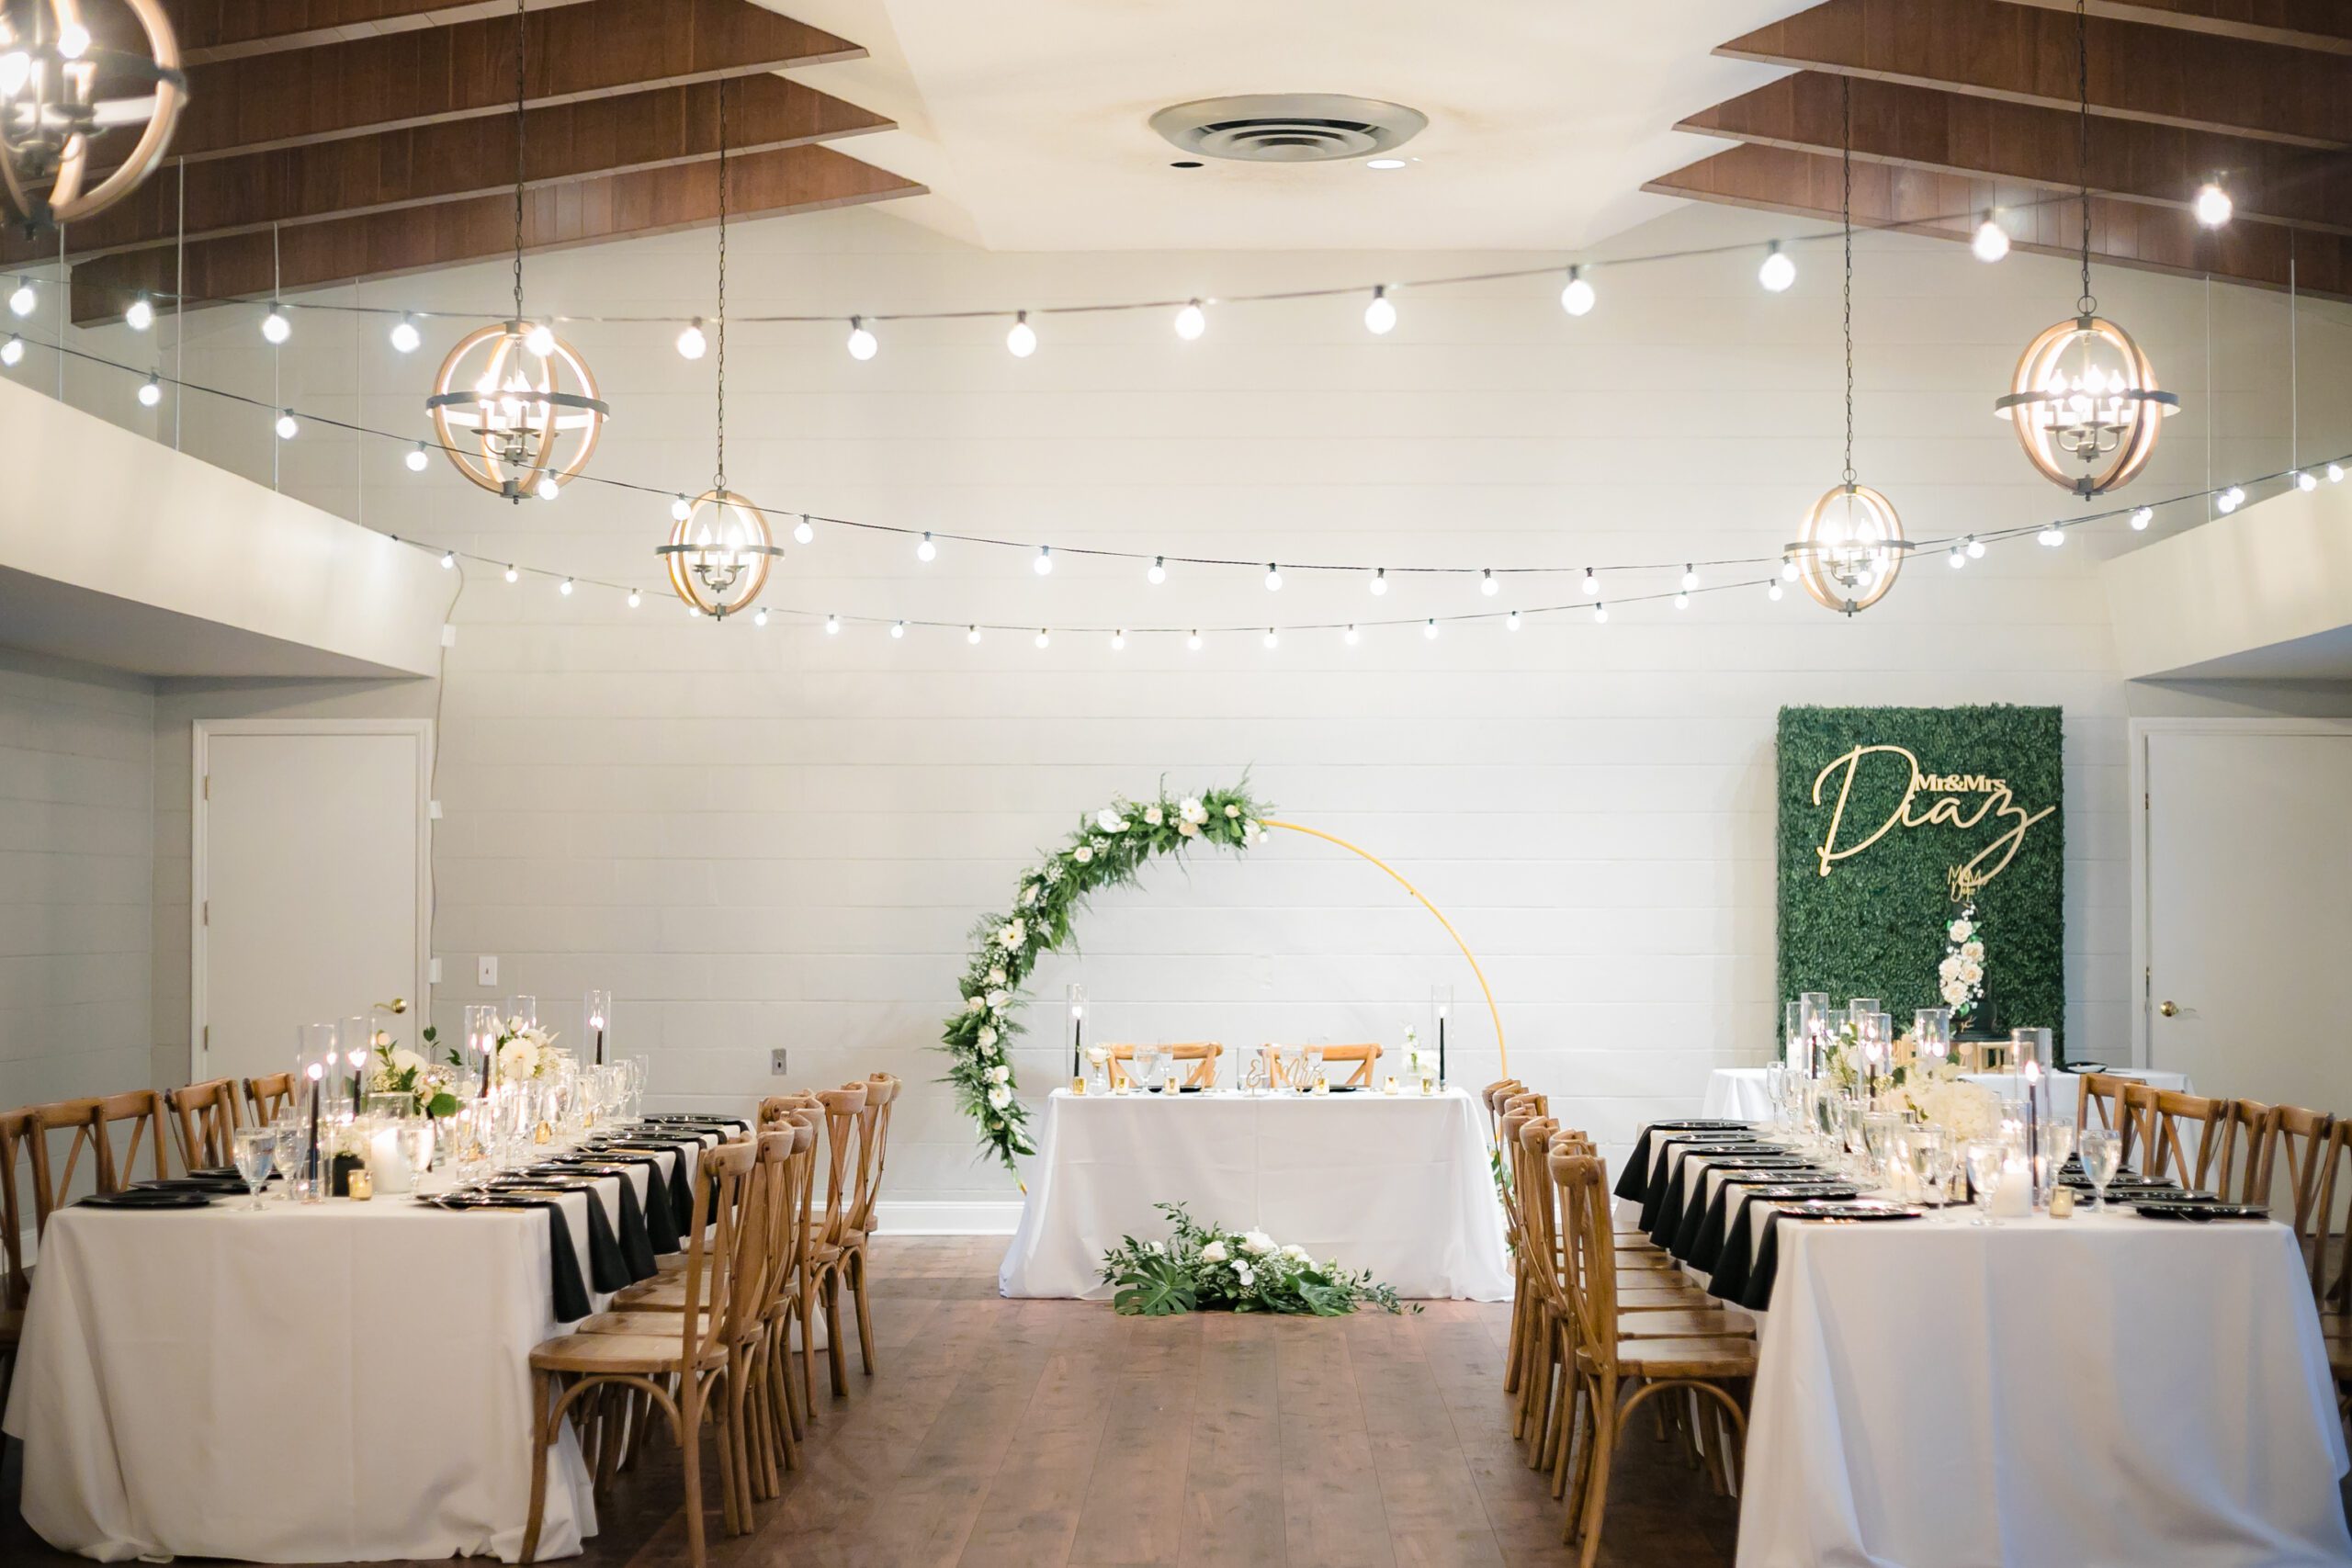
[[3, 1134, 707, 1563], [1736, 1209, 2351, 1567], [999, 1087, 1512, 1301], [1701, 1066, 2194, 1122]]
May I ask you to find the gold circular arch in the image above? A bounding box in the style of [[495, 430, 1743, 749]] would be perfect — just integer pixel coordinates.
[[1260, 819, 1508, 1076]]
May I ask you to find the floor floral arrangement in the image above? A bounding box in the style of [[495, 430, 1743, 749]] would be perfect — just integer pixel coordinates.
[[942, 782, 1268, 1173], [1099, 1202, 1413, 1316]]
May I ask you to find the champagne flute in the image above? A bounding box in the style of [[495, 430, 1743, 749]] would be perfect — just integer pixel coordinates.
[[1964, 1141, 2006, 1227], [273, 1120, 309, 1205], [232, 1127, 276, 1211], [2079, 1129, 2122, 1210]]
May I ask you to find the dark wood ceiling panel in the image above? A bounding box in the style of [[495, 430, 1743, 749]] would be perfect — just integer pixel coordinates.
[[1645, 141, 2352, 301], [70, 141, 923, 322], [1679, 73, 2352, 236], [164, 1, 594, 64], [1717, 0, 2351, 147], [1991, 0, 2352, 55], [3, 73, 888, 265], [172, 0, 864, 160]]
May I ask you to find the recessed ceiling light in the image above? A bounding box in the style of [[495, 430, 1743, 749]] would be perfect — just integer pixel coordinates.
[[1366, 158, 1406, 170]]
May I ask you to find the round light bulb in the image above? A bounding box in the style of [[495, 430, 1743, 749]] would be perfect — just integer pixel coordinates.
[[6, 283, 32, 317], [676, 318, 707, 360], [523, 323, 557, 357], [1781, 555, 1800, 581], [1264, 628, 1279, 649], [1035, 546, 1054, 576], [537, 476, 560, 502], [1967, 536, 1986, 559], [125, 296, 154, 332], [1506, 609, 1521, 631], [1480, 569, 1499, 597], [1949, 545, 1967, 569], [1111, 629, 1126, 650], [967, 626, 982, 645], [2192, 182, 2233, 228], [1371, 569, 1388, 596], [2131, 505, 2154, 529], [846, 318, 877, 360], [1363, 286, 1396, 335], [794, 516, 815, 546], [503, 564, 520, 583], [1768, 581, 1784, 601], [671, 494, 692, 522], [1680, 564, 1698, 592], [390, 315, 421, 354], [1971, 216, 2009, 263], [890, 620, 906, 639], [137, 375, 161, 407], [2215, 490, 2239, 513], [1581, 569, 1599, 598], [274, 411, 299, 440], [1593, 604, 1608, 625], [1674, 592, 1690, 610], [1758, 243, 1796, 293], [1559, 267, 1595, 317], [1187, 630, 1203, 651], [825, 614, 841, 635], [627, 590, 641, 608], [917, 531, 937, 562], [753, 607, 769, 627], [1174, 300, 1205, 341], [1422, 618, 1439, 640], [0, 334, 21, 367], [1264, 563, 1283, 592], [1344, 625, 1360, 646], [2039, 525, 2066, 546], [1147, 556, 1167, 584], [2296, 470, 2318, 492], [1035, 629, 1051, 649], [406, 443, 429, 472], [2329, 464, 2345, 484], [1006, 312, 1036, 358], [261, 306, 291, 344], [559, 578, 574, 596], [440, 551, 457, 570]]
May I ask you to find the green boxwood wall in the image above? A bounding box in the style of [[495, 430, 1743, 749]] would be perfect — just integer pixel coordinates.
[[1776, 705, 2065, 1053]]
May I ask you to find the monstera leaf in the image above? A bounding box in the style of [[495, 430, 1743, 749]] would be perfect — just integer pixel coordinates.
[[1112, 1253, 1199, 1317]]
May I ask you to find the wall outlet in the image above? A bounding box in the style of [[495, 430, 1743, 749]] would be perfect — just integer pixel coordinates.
[[770, 1047, 789, 1077], [477, 955, 498, 987]]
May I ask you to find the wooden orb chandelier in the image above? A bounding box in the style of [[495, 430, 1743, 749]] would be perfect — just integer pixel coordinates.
[[1789, 482, 1910, 617], [0, 0, 186, 231], [1993, 314, 2177, 498], [657, 489, 784, 619], [424, 321, 608, 502]]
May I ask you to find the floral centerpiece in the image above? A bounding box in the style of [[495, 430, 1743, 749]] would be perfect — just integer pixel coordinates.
[[1890, 1056, 2003, 1142], [1939, 905, 1986, 1029], [1099, 1202, 1410, 1316], [369, 1025, 465, 1118], [494, 1017, 561, 1083], [943, 783, 1268, 1173]]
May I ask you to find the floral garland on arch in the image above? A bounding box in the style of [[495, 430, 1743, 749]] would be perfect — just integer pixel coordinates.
[[943, 782, 1269, 1173]]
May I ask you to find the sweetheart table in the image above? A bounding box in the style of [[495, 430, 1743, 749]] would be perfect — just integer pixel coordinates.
[[4, 1133, 711, 1563], [999, 1086, 1512, 1301]]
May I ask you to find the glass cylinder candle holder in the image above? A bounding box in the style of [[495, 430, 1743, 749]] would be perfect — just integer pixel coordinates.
[[582, 989, 613, 1067], [503, 994, 537, 1030], [1429, 984, 1453, 1085], [1064, 983, 1087, 1080], [1914, 1007, 1953, 1067], [1784, 1000, 1804, 1068], [463, 1003, 500, 1097]]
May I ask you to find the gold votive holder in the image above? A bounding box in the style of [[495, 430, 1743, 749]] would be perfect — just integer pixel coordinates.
[[1070, 1077, 1086, 1095], [346, 1169, 374, 1201]]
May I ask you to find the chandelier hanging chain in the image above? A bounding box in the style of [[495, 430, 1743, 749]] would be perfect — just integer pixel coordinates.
[[714, 73, 728, 496], [1842, 74, 1855, 489], [511, 0, 526, 325], [2075, 0, 2095, 317]]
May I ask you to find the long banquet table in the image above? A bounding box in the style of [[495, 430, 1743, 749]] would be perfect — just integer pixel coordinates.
[[1618, 1122, 2352, 1568], [1000, 1085, 1513, 1301], [4, 1127, 719, 1564], [1699, 1064, 2193, 1122]]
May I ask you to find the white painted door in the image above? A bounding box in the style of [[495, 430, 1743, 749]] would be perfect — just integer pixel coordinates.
[[2143, 727, 2352, 1113], [194, 723, 430, 1085]]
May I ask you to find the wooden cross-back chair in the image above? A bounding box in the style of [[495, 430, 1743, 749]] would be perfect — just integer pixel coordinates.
[[1260, 1043, 1382, 1088], [749, 1112, 820, 1489], [244, 1073, 296, 1125], [0, 1108, 34, 1414], [2304, 1120, 2352, 1416], [165, 1077, 243, 1171], [2074, 1073, 2132, 1159], [521, 1138, 761, 1568], [2209, 1099, 2274, 1206], [1554, 1151, 1755, 1568], [797, 1083, 868, 1405], [27, 1097, 114, 1201], [2128, 1086, 2225, 1189], [835, 1073, 899, 1382], [2256, 1105, 2334, 1280], [1103, 1043, 1223, 1089]]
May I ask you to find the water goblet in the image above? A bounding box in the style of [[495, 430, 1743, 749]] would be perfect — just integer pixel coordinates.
[[1861, 1111, 1903, 1189], [1963, 1140, 2007, 1227], [1763, 1062, 1788, 1130], [232, 1126, 276, 1211], [273, 1120, 310, 1204], [2078, 1129, 2121, 1210]]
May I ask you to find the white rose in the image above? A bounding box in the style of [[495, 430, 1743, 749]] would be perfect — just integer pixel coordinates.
[[997, 919, 1026, 951], [1280, 1244, 1308, 1261], [1949, 919, 1974, 942], [1097, 808, 1127, 832], [1178, 818, 1199, 838], [389, 1047, 426, 1076], [1939, 955, 1962, 981], [987, 1085, 1012, 1110], [987, 965, 1007, 987], [1180, 797, 1206, 825], [1200, 1240, 1227, 1263], [1235, 1262, 1255, 1286], [978, 1026, 999, 1049], [1073, 844, 1093, 865], [1019, 884, 1039, 908], [1243, 820, 1264, 845], [986, 1065, 1011, 1085], [1962, 940, 1985, 963], [1959, 959, 1983, 986], [1941, 979, 1969, 1007], [1240, 1230, 1275, 1257], [1144, 805, 1164, 827], [967, 995, 985, 1013], [1224, 804, 1240, 818]]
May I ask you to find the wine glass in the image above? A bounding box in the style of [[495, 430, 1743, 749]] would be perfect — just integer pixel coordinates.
[[1963, 1141, 2007, 1227], [1907, 1126, 1951, 1216], [2079, 1129, 2122, 1210], [232, 1127, 276, 1211], [1763, 1062, 1788, 1130]]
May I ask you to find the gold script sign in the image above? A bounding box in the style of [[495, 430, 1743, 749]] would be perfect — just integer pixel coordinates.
[[1810, 743, 2055, 894]]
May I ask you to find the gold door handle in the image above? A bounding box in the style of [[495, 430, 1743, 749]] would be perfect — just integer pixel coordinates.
[[2158, 1000, 2179, 1018]]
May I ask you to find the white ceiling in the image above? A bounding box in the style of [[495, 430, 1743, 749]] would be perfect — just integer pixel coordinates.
[[768, 0, 1806, 253]]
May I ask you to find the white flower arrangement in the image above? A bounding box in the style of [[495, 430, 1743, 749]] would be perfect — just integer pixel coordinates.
[[1100, 1203, 1409, 1316], [1940, 903, 1986, 1026], [368, 1030, 464, 1118], [942, 782, 1268, 1173], [1892, 1058, 2003, 1142], [494, 1019, 560, 1083]]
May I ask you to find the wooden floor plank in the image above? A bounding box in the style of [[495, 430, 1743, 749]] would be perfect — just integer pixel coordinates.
[[1065, 1315, 1203, 1567], [1275, 1317, 1399, 1568], [1175, 1312, 1289, 1567]]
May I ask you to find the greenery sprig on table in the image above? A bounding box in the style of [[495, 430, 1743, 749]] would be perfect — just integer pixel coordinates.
[[1100, 1202, 1413, 1316], [942, 783, 1269, 1174]]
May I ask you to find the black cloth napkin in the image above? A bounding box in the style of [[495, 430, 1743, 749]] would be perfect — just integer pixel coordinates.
[[493, 1184, 632, 1294], [1671, 1168, 1826, 1263], [457, 1198, 593, 1322], [594, 1136, 700, 1223], [552, 1154, 679, 1258], [1613, 1122, 1754, 1202], [1639, 1145, 1789, 1242]]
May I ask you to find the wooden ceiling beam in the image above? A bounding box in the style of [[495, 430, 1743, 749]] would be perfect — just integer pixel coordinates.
[[163, 1, 595, 65], [1990, 0, 2352, 57], [1679, 73, 2352, 237], [172, 0, 865, 161], [68, 141, 922, 323], [1644, 142, 2352, 302], [0, 73, 888, 265], [1717, 0, 2351, 149]]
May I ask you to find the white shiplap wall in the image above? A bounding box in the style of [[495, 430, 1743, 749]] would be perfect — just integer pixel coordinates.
[[0, 649, 153, 1109], [104, 199, 2352, 1206]]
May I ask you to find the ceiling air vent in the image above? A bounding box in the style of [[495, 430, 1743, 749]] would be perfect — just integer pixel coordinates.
[[1148, 95, 1427, 164]]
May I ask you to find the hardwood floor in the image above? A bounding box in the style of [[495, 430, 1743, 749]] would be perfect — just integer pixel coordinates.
[[1, 1235, 1739, 1566]]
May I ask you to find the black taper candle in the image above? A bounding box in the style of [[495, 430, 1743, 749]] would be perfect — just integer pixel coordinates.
[[1437, 1011, 1446, 1085], [306, 1071, 322, 1188], [594, 1026, 605, 1067], [1072, 1015, 1083, 1079]]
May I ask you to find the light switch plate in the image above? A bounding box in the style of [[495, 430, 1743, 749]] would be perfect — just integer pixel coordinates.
[[770, 1047, 789, 1077], [428, 800, 443, 820], [440, 625, 458, 648], [477, 955, 498, 987], [428, 957, 442, 984]]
